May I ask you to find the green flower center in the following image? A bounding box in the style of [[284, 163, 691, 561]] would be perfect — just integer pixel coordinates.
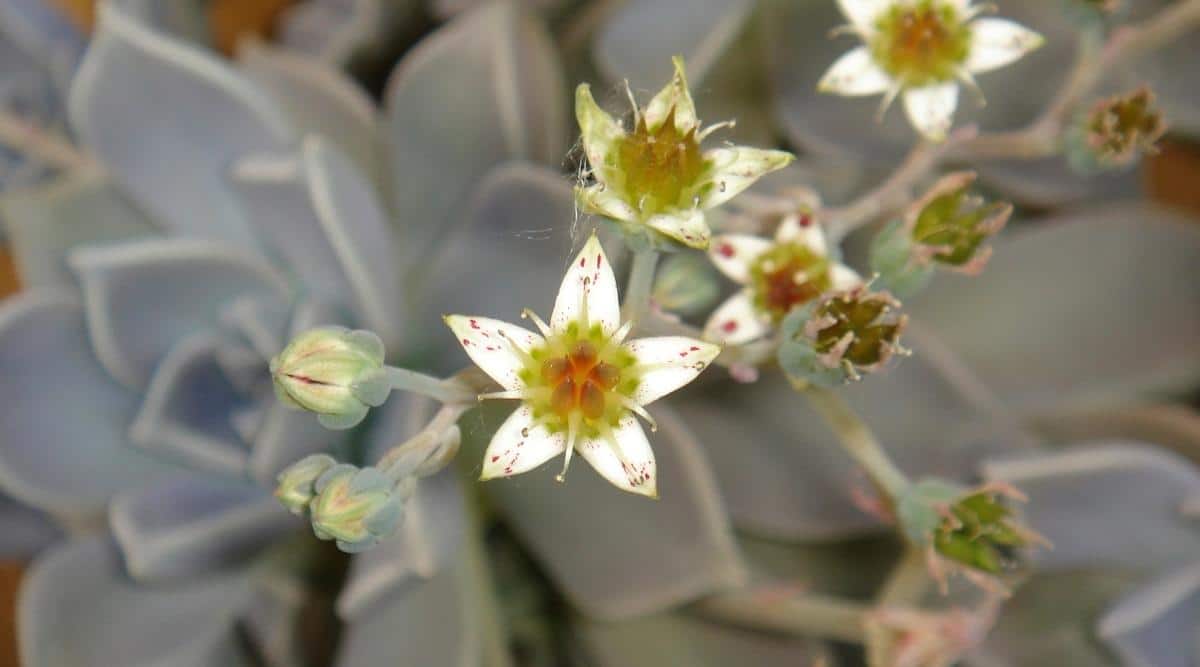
[[812, 294, 903, 367], [749, 242, 832, 321], [518, 323, 640, 435], [871, 2, 971, 86], [614, 106, 708, 216]]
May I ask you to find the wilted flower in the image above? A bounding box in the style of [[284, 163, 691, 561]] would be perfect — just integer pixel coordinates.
[[274, 453, 338, 515], [445, 234, 719, 497], [779, 285, 908, 387], [704, 212, 861, 345], [1068, 87, 1167, 172], [309, 463, 407, 553], [270, 326, 390, 430], [575, 56, 793, 249], [871, 171, 1011, 295], [819, 0, 1044, 140]]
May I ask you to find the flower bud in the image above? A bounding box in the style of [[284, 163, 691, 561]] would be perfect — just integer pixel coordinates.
[[274, 454, 337, 515], [309, 464, 404, 553], [1068, 87, 1166, 172], [270, 327, 390, 430], [651, 253, 721, 317], [778, 286, 907, 388], [872, 173, 1010, 294], [898, 479, 1045, 593]]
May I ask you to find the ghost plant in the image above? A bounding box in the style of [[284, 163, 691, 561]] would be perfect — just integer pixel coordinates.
[[2, 0, 1200, 665]]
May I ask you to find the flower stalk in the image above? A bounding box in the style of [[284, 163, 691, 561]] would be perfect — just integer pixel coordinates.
[[803, 386, 910, 503], [383, 365, 477, 405], [621, 248, 659, 326]]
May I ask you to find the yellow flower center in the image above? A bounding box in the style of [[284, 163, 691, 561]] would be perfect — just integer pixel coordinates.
[[519, 323, 639, 435], [614, 106, 708, 216], [871, 2, 970, 86], [749, 241, 832, 322]]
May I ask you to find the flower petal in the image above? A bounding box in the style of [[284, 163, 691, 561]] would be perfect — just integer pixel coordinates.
[[0, 292, 184, 520], [70, 2, 292, 246], [624, 336, 721, 406], [817, 46, 893, 96], [0, 174, 159, 289], [20, 536, 256, 667], [551, 234, 621, 336], [830, 263, 863, 290], [386, 1, 567, 264], [577, 182, 639, 223], [129, 332, 255, 476], [643, 56, 698, 133], [702, 291, 769, 345], [445, 315, 541, 391], [69, 238, 290, 390], [463, 401, 744, 618], [110, 474, 298, 582], [646, 209, 711, 249], [966, 18, 1044, 74], [479, 404, 566, 480], [1098, 562, 1200, 667], [983, 443, 1200, 573], [774, 213, 828, 254], [903, 83, 959, 141], [577, 415, 657, 497], [708, 234, 771, 284], [576, 84, 625, 178], [699, 146, 794, 210]]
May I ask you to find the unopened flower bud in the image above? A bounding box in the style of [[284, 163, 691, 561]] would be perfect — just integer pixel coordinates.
[[1068, 87, 1166, 172], [274, 454, 337, 515], [309, 464, 404, 553], [872, 173, 1010, 296], [898, 479, 1046, 594], [778, 286, 907, 388], [651, 253, 721, 317], [270, 327, 390, 430]]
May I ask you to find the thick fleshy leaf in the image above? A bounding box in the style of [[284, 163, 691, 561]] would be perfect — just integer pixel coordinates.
[[111, 474, 299, 582], [594, 0, 754, 94], [672, 332, 1015, 541], [1098, 562, 1200, 667], [129, 332, 256, 475], [575, 611, 829, 667], [238, 39, 381, 185], [231, 137, 402, 348], [69, 238, 290, 389], [338, 393, 468, 618], [0, 174, 159, 289], [909, 204, 1200, 412], [551, 234, 621, 336], [463, 400, 745, 619], [20, 536, 255, 666], [69, 2, 292, 246], [762, 0, 1133, 205], [386, 0, 566, 262], [110, 0, 211, 45], [0, 492, 61, 558], [277, 0, 423, 65], [335, 546, 485, 667], [0, 291, 183, 520], [983, 443, 1200, 573], [968, 570, 1138, 667], [1029, 404, 1200, 465]]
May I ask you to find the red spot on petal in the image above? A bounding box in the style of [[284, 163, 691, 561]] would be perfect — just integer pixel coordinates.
[[595, 254, 602, 267], [718, 243, 735, 258], [799, 214, 812, 227], [689, 346, 700, 351], [580, 257, 586, 267], [721, 320, 738, 333], [491, 456, 499, 462], [469, 319, 480, 329], [461, 338, 471, 345]]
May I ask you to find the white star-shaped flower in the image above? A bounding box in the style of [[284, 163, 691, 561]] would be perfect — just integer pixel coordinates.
[[576, 56, 794, 249], [445, 235, 719, 497], [704, 211, 861, 345], [818, 0, 1044, 140]]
